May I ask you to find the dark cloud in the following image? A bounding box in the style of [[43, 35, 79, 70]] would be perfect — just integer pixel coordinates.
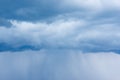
[[0, 18, 12, 27], [0, 0, 63, 21], [0, 0, 120, 52], [0, 0, 120, 21]]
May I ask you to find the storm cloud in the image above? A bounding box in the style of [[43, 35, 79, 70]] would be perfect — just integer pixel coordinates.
[[0, 17, 120, 52], [0, 0, 120, 80]]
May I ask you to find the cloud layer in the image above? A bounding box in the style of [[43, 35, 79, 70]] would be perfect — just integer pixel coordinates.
[[0, 16, 120, 52], [0, 0, 120, 21], [0, 0, 120, 80]]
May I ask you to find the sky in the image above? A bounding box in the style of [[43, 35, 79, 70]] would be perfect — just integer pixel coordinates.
[[0, 0, 120, 80]]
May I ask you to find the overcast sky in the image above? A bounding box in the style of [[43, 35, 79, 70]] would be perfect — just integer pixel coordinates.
[[0, 0, 120, 80]]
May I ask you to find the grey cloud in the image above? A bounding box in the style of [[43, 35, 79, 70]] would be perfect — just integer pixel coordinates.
[[0, 19, 12, 27], [0, 0, 120, 21], [0, 17, 120, 52]]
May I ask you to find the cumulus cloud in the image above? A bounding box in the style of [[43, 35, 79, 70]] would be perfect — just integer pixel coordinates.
[[0, 50, 120, 80], [0, 17, 120, 52]]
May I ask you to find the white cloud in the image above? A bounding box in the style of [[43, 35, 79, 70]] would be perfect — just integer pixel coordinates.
[[61, 0, 120, 11], [0, 19, 86, 48], [0, 17, 120, 51], [0, 50, 120, 80]]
